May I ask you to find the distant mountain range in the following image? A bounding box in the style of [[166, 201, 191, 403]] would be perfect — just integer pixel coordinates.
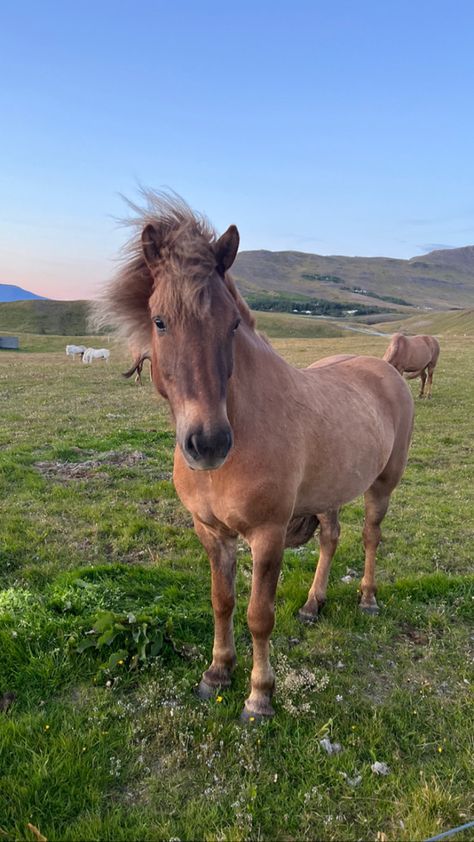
[[2, 244, 474, 322], [0, 284, 47, 302], [232, 245, 474, 311]]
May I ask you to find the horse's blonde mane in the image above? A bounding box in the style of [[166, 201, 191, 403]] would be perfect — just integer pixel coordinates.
[[91, 190, 254, 348]]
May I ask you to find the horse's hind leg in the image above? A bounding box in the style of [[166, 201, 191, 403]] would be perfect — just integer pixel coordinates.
[[359, 480, 393, 614], [426, 363, 435, 398], [193, 519, 238, 699], [419, 368, 427, 398], [299, 509, 340, 623]]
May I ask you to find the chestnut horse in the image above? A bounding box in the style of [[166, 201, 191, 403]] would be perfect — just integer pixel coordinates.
[[122, 352, 152, 385], [383, 333, 440, 398], [96, 193, 414, 721]]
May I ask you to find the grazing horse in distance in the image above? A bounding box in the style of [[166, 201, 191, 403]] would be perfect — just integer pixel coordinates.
[[123, 342, 152, 385], [383, 333, 440, 398], [82, 348, 110, 364], [94, 191, 414, 722], [65, 344, 86, 360], [122, 352, 152, 385]]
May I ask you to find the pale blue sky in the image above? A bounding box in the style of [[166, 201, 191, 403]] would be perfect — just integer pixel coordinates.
[[1, 0, 473, 299]]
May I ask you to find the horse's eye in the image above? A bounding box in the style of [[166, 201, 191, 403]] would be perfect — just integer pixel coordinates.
[[232, 318, 241, 333], [154, 317, 166, 333]]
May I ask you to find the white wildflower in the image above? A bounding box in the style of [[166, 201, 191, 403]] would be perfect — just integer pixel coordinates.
[[371, 761, 390, 775]]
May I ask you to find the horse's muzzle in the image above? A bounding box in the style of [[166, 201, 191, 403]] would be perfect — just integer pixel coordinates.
[[182, 425, 233, 471]]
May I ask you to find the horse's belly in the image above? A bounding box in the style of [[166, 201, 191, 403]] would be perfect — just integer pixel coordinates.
[[296, 426, 393, 512]]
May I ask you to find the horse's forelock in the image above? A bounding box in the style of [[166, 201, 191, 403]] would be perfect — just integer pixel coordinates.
[[92, 190, 255, 339]]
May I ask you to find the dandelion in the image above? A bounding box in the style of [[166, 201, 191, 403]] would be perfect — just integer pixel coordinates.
[[44, 724, 50, 731], [216, 696, 223, 703], [118, 659, 124, 666], [249, 716, 255, 722], [438, 746, 443, 753]]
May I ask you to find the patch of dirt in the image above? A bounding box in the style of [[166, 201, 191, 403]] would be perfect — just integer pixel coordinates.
[[35, 450, 147, 481], [0, 691, 16, 713], [139, 499, 193, 528], [397, 623, 433, 646]]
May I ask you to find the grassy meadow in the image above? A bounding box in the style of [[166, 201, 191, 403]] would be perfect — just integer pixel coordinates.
[[0, 329, 473, 841]]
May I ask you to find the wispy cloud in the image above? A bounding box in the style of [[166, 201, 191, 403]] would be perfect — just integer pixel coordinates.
[[416, 242, 455, 253]]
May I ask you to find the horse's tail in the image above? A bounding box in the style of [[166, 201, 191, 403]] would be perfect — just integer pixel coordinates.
[[122, 352, 151, 380], [284, 515, 319, 548]]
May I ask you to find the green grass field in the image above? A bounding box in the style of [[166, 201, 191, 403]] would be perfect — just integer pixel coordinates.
[[372, 308, 474, 337], [1, 332, 473, 841]]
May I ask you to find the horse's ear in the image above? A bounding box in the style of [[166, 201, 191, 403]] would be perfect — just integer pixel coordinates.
[[142, 224, 161, 267], [215, 225, 240, 274]]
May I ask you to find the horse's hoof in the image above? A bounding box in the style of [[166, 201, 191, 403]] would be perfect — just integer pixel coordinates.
[[240, 704, 274, 724], [298, 608, 319, 624], [298, 599, 324, 624], [194, 680, 218, 701], [359, 601, 380, 616]]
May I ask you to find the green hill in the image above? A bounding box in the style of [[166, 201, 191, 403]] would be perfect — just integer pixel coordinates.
[[254, 311, 344, 338], [0, 299, 345, 341], [0, 299, 90, 335]]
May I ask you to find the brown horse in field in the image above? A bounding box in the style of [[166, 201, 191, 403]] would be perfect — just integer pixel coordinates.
[[122, 351, 152, 385], [96, 193, 414, 721], [383, 332, 440, 398]]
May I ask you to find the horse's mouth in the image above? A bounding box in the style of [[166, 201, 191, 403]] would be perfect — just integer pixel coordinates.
[[181, 448, 232, 472]]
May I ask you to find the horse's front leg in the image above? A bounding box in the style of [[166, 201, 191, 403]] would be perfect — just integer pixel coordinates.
[[242, 525, 285, 721], [193, 518, 238, 699]]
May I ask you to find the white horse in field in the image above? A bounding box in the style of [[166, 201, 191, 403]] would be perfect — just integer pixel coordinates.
[[82, 348, 110, 364], [65, 344, 86, 360]]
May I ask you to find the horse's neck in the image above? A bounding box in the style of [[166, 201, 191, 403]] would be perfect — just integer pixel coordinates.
[[227, 325, 295, 422]]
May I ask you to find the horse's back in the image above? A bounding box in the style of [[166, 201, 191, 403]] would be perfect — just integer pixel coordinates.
[[307, 354, 356, 370], [295, 354, 413, 510], [305, 353, 413, 423]]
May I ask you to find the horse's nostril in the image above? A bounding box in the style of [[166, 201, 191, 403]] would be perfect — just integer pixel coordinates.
[[184, 427, 232, 464], [186, 432, 201, 459]]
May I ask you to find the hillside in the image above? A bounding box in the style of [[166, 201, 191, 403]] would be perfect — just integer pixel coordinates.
[[0, 283, 47, 302], [373, 308, 474, 336], [0, 300, 90, 335], [233, 245, 474, 311], [0, 300, 345, 341]]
